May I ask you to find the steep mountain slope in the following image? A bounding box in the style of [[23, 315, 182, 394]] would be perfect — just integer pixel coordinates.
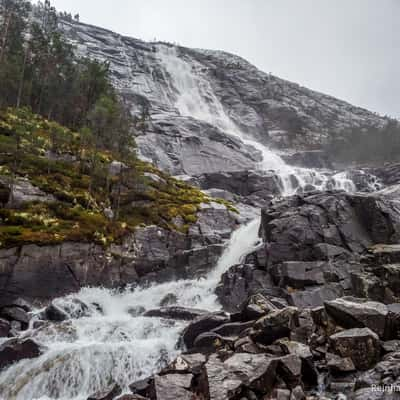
[[62, 20, 387, 176]]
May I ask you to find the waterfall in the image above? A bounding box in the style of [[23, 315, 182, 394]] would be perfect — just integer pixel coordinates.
[[0, 46, 358, 400], [157, 45, 355, 196], [0, 220, 261, 400]]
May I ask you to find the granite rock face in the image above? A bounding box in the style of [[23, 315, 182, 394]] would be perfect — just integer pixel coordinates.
[[0, 202, 237, 304], [61, 20, 387, 176]]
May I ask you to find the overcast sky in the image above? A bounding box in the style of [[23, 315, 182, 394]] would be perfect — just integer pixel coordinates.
[[38, 0, 399, 118]]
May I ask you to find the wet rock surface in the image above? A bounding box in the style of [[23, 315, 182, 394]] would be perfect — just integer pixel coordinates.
[[0, 201, 237, 305]]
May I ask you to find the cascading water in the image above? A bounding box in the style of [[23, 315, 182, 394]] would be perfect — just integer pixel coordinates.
[[0, 45, 358, 400], [157, 45, 355, 196], [0, 220, 261, 400]]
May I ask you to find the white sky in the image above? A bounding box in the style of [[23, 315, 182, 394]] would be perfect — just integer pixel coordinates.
[[35, 0, 399, 118]]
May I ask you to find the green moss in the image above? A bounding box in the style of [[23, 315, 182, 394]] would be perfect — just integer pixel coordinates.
[[0, 108, 238, 249]]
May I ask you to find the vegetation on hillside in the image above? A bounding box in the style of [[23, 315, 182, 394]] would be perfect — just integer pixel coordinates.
[[0, 108, 215, 248]]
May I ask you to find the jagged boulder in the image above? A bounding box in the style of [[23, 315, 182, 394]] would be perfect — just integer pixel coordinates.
[[216, 264, 280, 313], [181, 312, 230, 349], [324, 297, 389, 338], [0, 318, 11, 337], [205, 353, 278, 399], [0, 338, 43, 370], [87, 384, 122, 400], [251, 307, 299, 346], [261, 192, 400, 266], [143, 307, 207, 321], [329, 328, 380, 370]]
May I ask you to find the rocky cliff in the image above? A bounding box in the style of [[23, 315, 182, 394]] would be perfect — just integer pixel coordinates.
[[62, 20, 387, 176]]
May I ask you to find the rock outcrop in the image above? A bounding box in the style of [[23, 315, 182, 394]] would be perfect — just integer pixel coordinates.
[[0, 202, 237, 305]]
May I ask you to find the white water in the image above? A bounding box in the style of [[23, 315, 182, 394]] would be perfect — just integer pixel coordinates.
[[157, 45, 355, 196], [0, 220, 261, 400], [0, 46, 357, 400]]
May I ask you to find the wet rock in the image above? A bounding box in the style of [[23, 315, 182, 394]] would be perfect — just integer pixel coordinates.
[[159, 293, 178, 307], [368, 244, 400, 264], [239, 293, 280, 321], [282, 150, 332, 169], [382, 340, 400, 353], [251, 307, 299, 346], [288, 284, 343, 308], [326, 352, 356, 373], [0, 306, 30, 328], [261, 192, 400, 266], [197, 170, 281, 199], [0, 338, 42, 370], [143, 307, 207, 321], [276, 354, 302, 389], [4, 298, 32, 312], [234, 336, 262, 354], [329, 328, 380, 370], [0, 318, 11, 337], [205, 353, 278, 399], [325, 297, 388, 338], [289, 386, 305, 400], [267, 388, 291, 400], [216, 264, 279, 313], [44, 303, 69, 322], [182, 312, 230, 348], [270, 261, 326, 289], [354, 351, 400, 396], [150, 374, 194, 400], [57, 298, 90, 319], [163, 353, 206, 375], [193, 332, 228, 353], [211, 321, 255, 338], [87, 384, 122, 400]]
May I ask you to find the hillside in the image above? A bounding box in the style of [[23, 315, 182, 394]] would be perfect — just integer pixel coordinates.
[[0, 108, 232, 248], [62, 20, 391, 175]]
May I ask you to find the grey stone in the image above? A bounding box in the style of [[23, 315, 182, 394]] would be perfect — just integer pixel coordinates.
[[329, 328, 380, 370], [325, 297, 388, 338]]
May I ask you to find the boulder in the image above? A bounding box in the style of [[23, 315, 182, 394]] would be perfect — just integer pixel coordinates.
[[354, 351, 400, 399], [0, 338, 42, 370], [385, 303, 400, 341], [288, 284, 343, 308], [368, 244, 400, 265], [6, 178, 55, 208], [0, 318, 11, 337], [44, 303, 69, 322], [325, 297, 388, 338], [0, 306, 30, 328], [329, 328, 380, 370], [205, 353, 278, 400], [193, 332, 228, 353], [216, 264, 279, 313], [163, 353, 206, 375], [276, 354, 302, 389], [270, 261, 325, 289], [326, 352, 356, 373], [181, 312, 229, 349], [261, 192, 400, 266], [251, 307, 299, 346], [238, 293, 280, 321], [87, 384, 122, 400], [143, 307, 207, 321], [150, 374, 194, 400], [211, 321, 255, 338]]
